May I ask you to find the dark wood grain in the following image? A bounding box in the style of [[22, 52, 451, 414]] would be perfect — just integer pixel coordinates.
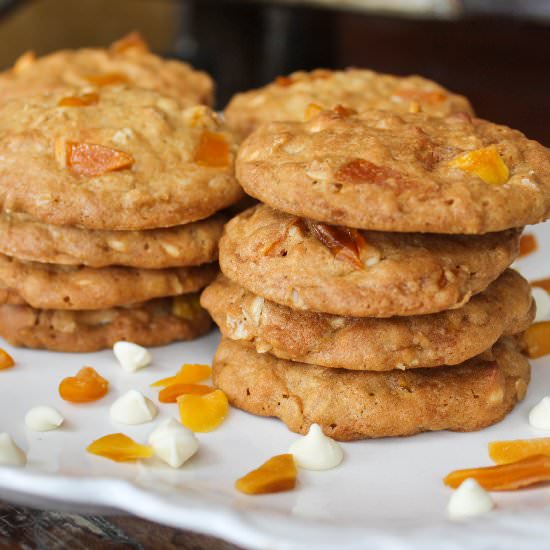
[[0, 501, 242, 550]]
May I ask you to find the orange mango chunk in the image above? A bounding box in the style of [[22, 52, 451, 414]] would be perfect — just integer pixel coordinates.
[[304, 103, 323, 121], [489, 438, 550, 465], [58, 92, 99, 107], [110, 31, 149, 54], [519, 234, 538, 257], [172, 294, 202, 320], [178, 389, 228, 432], [87, 433, 153, 462], [60, 141, 134, 177], [522, 321, 550, 359], [151, 363, 211, 388], [159, 383, 215, 403], [444, 454, 550, 491], [59, 367, 108, 403], [193, 131, 230, 167], [85, 72, 129, 86], [236, 454, 297, 495], [449, 145, 509, 185], [0, 348, 14, 370]]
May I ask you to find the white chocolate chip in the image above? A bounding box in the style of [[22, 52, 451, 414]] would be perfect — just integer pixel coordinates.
[[529, 396, 550, 430], [0, 433, 26, 466], [289, 424, 343, 470], [113, 341, 152, 373], [148, 418, 198, 468], [448, 478, 494, 520], [25, 406, 64, 432], [110, 390, 157, 425], [160, 242, 181, 258]]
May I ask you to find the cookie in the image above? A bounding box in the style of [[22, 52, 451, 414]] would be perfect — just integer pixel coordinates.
[[0, 33, 213, 106], [0, 294, 212, 352], [0, 254, 217, 310], [0, 89, 243, 230], [219, 206, 519, 317], [213, 338, 530, 441], [236, 108, 550, 234], [202, 270, 534, 371], [0, 212, 224, 269], [225, 68, 473, 139]]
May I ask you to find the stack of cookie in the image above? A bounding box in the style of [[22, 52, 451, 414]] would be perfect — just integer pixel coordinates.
[[202, 70, 550, 440], [0, 36, 243, 352]]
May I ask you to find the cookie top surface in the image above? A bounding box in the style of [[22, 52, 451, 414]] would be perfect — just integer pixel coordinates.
[[0, 34, 213, 106], [213, 337, 530, 440], [0, 253, 217, 310], [0, 294, 211, 352], [225, 68, 473, 138], [219, 205, 519, 317], [0, 212, 225, 269], [237, 108, 550, 233], [202, 269, 533, 370], [0, 89, 243, 230]]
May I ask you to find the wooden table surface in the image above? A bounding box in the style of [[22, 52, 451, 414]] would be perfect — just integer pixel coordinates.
[[0, 500, 242, 549]]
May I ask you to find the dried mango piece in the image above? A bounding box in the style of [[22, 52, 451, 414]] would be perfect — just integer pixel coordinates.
[[236, 454, 297, 495], [59, 141, 134, 177], [0, 349, 14, 370], [304, 103, 323, 121], [444, 454, 550, 491], [193, 131, 230, 168], [489, 438, 550, 465], [393, 88, 447, 104], [58, 92, 99, 107], [519, 234, 538, 257], [87, 433, 153, 462], [305, 220, 367, 270], [522, 321, 550, 359], [151, 363, 211, 388], [275, 75, 293, 87], [85, 72, 129, 86], [332, 104, 357, 118], [532, 277, 550, 294], [335, 158, 405, 187], [172, 294, 202, 320], [110, 31, 149, 54], [178, 389, 228, 432], [159, 383, 215, 403], [449, 145, 509, 185], [59, 367, 108, 403]]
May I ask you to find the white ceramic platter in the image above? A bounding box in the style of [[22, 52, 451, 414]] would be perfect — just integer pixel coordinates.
[[1, 223, 549, 550]]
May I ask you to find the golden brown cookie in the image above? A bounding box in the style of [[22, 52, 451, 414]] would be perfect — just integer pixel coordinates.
[[225, 68, 473, 139], [213, 338, 530, 441], [0, 254, 217, 310], [0, 89, 243, 230], [0, 33, 213, 106], [219, 206, 519, 317], [236, 108, 550, 234], [201, 270, 534, 371], [0, 294, 211, 352], [0, 212, 224, 269]]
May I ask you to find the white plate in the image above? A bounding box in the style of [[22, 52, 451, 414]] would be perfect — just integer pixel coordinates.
[[1, 223, 549, 550]]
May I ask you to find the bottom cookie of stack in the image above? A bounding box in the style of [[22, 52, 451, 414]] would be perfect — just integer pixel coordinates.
[[212, 337, 530, 441], [0, 294, 211, 352]]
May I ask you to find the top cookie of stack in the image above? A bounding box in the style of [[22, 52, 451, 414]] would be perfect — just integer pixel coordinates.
[[0, 33, 243, 352], [202, 68, 549, 440]]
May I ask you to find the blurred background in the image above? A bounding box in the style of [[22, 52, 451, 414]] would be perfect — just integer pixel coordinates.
[[0, 0, 548, 144]]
